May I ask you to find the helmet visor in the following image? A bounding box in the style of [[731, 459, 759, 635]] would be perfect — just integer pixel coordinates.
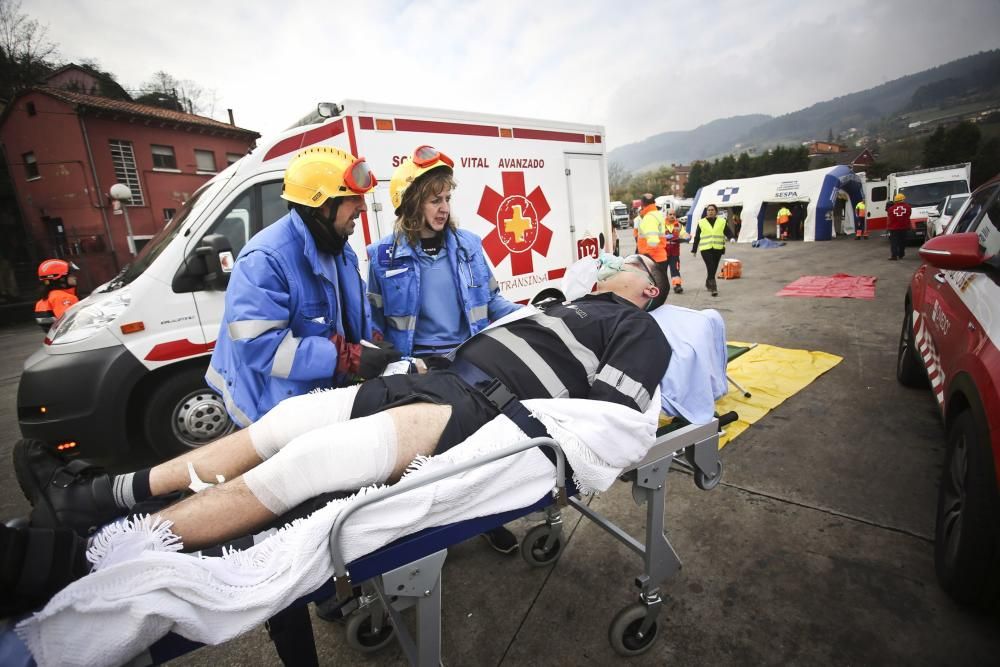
[[344, 158, 377, 194], [412, 145, 454, 169]]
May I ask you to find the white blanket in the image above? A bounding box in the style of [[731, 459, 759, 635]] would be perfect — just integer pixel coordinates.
[[17, 393, 659, 667]]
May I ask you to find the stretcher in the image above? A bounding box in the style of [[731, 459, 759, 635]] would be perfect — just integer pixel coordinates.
[[126, 406, 738, 666], [6, 346, 752, 667]]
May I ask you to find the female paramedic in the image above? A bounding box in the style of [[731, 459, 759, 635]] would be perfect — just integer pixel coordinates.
[[690, 204, 734, 298], [366, 145, 522, 552]]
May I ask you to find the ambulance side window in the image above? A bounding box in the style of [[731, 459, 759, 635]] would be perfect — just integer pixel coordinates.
[[871, 186, 887, 203], [260, 181, 286, 230], [206, 190, 253, 255]]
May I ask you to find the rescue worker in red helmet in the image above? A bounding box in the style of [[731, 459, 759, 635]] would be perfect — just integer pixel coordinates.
[[34, 259, 79, 332]]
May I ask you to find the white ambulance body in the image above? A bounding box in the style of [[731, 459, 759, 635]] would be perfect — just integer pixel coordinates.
[[860, 174, 889, 232], [887, 163, 971, 240], [19, 100, 612, 460]]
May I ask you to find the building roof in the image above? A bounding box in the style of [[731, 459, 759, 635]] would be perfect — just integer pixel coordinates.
[[28, 86, 260, 138]]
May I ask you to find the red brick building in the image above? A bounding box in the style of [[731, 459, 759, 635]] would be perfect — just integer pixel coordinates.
[[0, 84, 259, 291], [668, 163, 691, 196]]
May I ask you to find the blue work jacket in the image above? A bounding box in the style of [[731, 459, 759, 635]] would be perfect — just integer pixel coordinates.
[[207, 210, 373, 426], [366, 229, 519, 356]]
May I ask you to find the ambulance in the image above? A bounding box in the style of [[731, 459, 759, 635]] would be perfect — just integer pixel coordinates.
[[18, 100, 613, 461], [888, 163, 971, 241]]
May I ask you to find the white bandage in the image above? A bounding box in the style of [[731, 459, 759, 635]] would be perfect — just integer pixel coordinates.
[[248, 384, 361, 460], [243, 410, 397, 515]]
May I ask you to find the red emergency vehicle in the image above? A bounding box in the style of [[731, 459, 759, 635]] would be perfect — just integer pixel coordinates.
[[896, 173, 1000, 611]]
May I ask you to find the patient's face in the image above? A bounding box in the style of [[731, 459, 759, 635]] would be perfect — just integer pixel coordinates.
[[597, 254, 657, 304]]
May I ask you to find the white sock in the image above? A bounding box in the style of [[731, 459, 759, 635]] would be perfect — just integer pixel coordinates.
[[248, 384, 361, 460], [243, 411, 397, 515]]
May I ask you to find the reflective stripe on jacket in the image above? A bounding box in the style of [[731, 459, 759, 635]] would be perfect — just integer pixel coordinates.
[[697, 217, 727, 251], [206, 210, 373, 427], [637, 205, 667, 262], [366, 228, 520, 356]]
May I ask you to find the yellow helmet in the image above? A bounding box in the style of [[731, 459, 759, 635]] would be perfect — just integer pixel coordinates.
[[281, 146, 376, 208], [389, 145, 455, 212], [893, 193, 906, 202]]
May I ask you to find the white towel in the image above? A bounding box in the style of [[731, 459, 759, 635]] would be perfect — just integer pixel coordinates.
[[17, 393, 659, 667]]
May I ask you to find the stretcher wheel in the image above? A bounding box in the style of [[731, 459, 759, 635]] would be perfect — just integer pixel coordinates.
[[695, 459, 723, 491], [608, 602, 659, 656], [345, 611, 395, 653], [520, 524, 563, 567]]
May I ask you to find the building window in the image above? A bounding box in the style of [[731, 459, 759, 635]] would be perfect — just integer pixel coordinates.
[[226, 153, 243, 166], [23, 152, 39, 180], [151, 144, 178, 170], [195, 149, 217, 173], [163, 208, 177, 223], [109, 140, 145, 206]]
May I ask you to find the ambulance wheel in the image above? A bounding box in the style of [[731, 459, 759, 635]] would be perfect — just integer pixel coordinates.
[[143, 366, 236, 458], [695, 459, 723, 491], [608, 603, 659, 656], [345, 611, 395, 653], [896, 304, 926, 388], [521, 524, 563, 567]]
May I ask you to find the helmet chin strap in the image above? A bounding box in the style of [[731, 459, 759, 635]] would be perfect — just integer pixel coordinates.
[[301, 200, 348, 255]]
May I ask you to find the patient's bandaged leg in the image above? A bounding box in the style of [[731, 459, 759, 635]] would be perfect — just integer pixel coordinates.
[[248, 384, 361, 460], [243, 410, 396, 515]]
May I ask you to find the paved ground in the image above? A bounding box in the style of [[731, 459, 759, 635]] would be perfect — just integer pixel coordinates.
[[2, 234, 998, 665]]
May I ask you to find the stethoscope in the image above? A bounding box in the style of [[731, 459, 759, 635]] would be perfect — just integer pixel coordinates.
[[387, 231, 481, 289]]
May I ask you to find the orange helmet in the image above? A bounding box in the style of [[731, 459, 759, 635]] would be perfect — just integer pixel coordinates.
[[38, 258, 71, 281]]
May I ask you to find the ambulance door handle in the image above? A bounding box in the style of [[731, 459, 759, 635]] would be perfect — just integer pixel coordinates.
[[933, 272, 947, 284]]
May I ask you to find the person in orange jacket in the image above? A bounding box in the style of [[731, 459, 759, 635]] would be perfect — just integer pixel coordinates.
[[636, 193, 668, 269], [34, 259, 79, 332]]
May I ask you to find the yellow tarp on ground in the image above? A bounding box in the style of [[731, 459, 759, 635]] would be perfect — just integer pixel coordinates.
[[716, 342, 842, 447]]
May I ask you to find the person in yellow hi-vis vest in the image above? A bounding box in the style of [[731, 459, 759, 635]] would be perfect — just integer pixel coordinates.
[[854, 200, 868, 239], [690, 204, 733, 297], [635, 193, 668, 269], [776, 205, 791, 240]]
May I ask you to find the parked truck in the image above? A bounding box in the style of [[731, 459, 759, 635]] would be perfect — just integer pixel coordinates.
[[888, 163, 972, 242], [18, 100, 613, 462], [608, 200, 631, 229]]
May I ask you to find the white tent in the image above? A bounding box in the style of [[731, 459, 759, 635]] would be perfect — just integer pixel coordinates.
[[688, 166, 865, 242]]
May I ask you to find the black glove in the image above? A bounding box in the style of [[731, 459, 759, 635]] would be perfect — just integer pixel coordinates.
[[358, 340, 402, 379], [421, 355, 453, 371]]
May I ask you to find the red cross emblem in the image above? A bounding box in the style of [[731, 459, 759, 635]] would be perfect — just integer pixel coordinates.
[[478, 172, 552, 276]]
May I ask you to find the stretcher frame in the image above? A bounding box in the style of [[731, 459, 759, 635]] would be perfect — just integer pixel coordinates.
[[129, 415, 726, 667], [322, 416, 727, 665]]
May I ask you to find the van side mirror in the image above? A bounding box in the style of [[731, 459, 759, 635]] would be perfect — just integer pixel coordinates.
[[172, 234, 235, 293]]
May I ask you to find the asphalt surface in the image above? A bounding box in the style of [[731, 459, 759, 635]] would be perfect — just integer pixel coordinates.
[[2, 233, 998, 665]]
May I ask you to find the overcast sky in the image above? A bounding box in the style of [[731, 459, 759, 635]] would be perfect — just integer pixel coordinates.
[[28, 0, 1000, 149]]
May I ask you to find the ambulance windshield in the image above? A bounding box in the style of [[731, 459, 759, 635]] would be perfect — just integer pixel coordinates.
[[106, 181, 218, 290]]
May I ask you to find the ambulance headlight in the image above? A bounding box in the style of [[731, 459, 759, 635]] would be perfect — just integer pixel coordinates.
[[48, 290, 132, 345]]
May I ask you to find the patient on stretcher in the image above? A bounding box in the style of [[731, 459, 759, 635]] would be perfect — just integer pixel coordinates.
[[2, 255, 671, 628]]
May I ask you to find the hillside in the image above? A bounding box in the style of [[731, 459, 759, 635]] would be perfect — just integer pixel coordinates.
[[610, 49, 1000, 173], [609, 114, 771, 173]]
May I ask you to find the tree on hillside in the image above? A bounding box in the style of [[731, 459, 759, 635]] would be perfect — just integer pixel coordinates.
[[972, 137, 1000, 189], [923, 121, 981, 168], [608, 160, 629, 195], [0, 0, 56, 100], [137, 70, 215, 116]]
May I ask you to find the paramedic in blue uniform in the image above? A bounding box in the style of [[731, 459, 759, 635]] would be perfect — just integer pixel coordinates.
[[203, 146, 401, 664], [206, 146, 401, 429], [367, 145, 522, 553]]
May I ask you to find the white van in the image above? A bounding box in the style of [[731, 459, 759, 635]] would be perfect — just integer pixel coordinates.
[[18, 100, 613, 462]]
